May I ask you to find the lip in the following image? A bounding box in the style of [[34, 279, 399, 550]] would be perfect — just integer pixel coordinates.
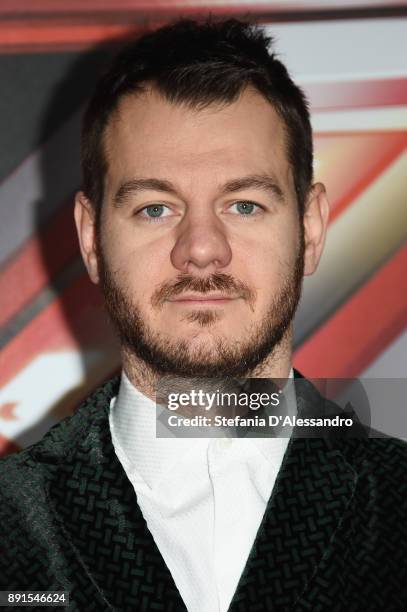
[[168, 294, 239, 305]]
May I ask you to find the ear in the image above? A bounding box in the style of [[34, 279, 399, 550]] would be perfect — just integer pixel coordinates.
[[74, 191, 100, 284], [302, 182, 330, 276]]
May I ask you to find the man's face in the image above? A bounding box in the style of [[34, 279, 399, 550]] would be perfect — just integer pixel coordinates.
[[92, 87, 307, 378]]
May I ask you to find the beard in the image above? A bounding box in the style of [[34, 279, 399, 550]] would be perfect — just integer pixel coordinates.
[[97, 233, 305, 379]]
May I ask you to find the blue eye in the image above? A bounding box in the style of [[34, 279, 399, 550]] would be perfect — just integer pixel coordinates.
[[137, 204, 173, 221], [144, 204, 165, 217], [231, 201, 260, 215]]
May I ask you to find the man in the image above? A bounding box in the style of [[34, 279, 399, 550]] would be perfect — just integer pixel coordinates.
[[1, 18, 406, 612]]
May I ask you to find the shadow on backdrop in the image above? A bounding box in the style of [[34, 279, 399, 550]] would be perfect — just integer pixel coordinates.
[[13, 41, 132, 448]]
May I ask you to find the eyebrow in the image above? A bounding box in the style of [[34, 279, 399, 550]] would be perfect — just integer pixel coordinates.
[[220, 175, 285, 202], [113, 174, 285, 207], [113, 178, 178, 207]]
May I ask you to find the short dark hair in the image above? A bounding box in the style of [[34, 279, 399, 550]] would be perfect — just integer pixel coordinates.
[[81, 18, 313, 222]]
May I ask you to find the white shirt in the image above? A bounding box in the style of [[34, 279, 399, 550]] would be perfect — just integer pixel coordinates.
[[109, 371, 296, 612]]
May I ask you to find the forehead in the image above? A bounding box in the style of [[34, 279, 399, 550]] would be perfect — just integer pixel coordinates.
[[103, 86, 291, 190]]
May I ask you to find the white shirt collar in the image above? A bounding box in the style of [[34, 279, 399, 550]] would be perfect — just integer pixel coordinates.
[[109, 369, 295, 491]]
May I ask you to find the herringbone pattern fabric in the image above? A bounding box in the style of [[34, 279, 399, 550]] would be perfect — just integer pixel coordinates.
[[1, 376, 407, 611]]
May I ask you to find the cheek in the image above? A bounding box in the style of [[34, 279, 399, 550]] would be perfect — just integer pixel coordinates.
[[243, 224, 299, 280], [100, 215, 143, 270], [101, 227, 171, 298]]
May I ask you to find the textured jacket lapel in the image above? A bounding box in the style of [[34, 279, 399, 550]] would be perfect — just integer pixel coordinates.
[[41, 378, 187, 611], [228, 435, 358, 610], [228, 377, 360, 611]]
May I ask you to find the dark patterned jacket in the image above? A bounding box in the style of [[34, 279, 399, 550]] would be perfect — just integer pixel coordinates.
[[1, 376, 407, 611]]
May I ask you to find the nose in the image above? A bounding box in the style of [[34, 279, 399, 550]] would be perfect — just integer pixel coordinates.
[[170, 210, 232, 274]]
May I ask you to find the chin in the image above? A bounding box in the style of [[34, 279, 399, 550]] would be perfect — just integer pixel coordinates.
[[169, 329, 223, 347]]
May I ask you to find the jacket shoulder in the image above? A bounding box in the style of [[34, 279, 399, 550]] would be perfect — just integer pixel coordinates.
[[340, 435, 407, 495], [0, 376, 120, 486], [362, 435, 407, 469]]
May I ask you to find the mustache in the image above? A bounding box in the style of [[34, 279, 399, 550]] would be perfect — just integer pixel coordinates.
[[151, 273, 257, 309]]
